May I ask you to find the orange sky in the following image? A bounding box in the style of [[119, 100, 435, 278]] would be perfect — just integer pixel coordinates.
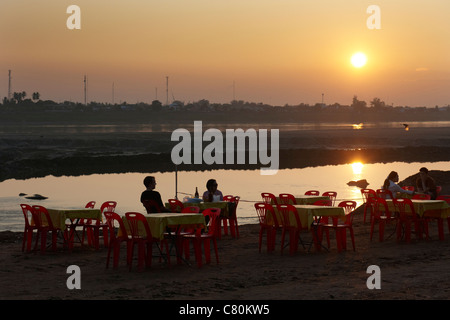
[[1, 0, 450, 107]]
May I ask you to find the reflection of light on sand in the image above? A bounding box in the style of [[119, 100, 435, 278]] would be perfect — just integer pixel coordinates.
[[352, 123, 364, 130], [352, 162, 364, 175]]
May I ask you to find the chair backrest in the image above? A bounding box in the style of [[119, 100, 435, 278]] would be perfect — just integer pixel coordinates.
[[337, 200, 357, 215], [85, 201, 96, 209], [412, 194, 431, 200], [322, 191, 337, 206], [361, 189, 376, 203], [104, 211, 128, 241], [125, 212, 152, 239], [142, 199, 161, 213], [279, 193, 297, 205], [20, 204, 34, 228], [393, 198, 417, 219], [276, 204, 302, 230], [254, 202, 267, 225], [202, 208, 221, 236], [305, 190, 320, 196], [224, 195, 240, 217], [376, 189, 394, 200], [223, 195, 235, 202], [168, 199, 183, 212], [261, 192, 277, 205], [254, 202, 278, 227], [233, 196, 240, 207], [437, 195, 450, 204], [373, 198, 393, 219], [31, 205, 55, 229], [100, 201, 117, 213], [337, 200, 357, 224], [181, 206, 201, 213], [313, 199, 332, 206]]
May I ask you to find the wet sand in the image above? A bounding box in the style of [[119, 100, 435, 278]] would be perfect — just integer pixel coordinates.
[[1, 125, 450, 182]]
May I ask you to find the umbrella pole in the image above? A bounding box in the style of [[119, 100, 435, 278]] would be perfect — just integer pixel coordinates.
[[175, 165, 178, 199]]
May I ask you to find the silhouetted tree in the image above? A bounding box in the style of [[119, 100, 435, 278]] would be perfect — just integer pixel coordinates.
[[370, 97, 386, 110], [32, 92, 40, 101], [351, 95, 367, 112]]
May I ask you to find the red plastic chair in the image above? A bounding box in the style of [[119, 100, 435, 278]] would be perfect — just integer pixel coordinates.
[[142, 199, 162, 213], [403, 186, 415, 192], [320, 201, 357, 252], [85, 201, 96, 209], [183, 208, 221, 268], [277, 204, 306, 255], [67, 201, 96, 245], [312, 199, 332, 206], [261, 192, 277, 205], [361, 189, 376, 223], [305, 190, 320, 196], [20, 204, 38, 252], [31, 205, 68, 253], [168, 199, 184, 212], [393, 198, 427, 243], [84, 201, 117, 249], [105, 212, 131, 269], [164, 205, 199, 244], [181, 206, 201, 213], [310, 199, 332, 247], [125, 212, 158, 271], [376, 189, 394, 200], [254, 202, 279, 253], [221, 195, 240, 238], [370, 197, 397, 242], [412, 194, 431, 200], [322, 191, 337, 206], [279, 193, 297, 205]]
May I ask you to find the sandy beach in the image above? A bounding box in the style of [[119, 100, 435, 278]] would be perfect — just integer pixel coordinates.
[[1, 197, 450, 303]]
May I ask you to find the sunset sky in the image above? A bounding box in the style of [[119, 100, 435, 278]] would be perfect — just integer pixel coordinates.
[[1, 0, 450, 107]]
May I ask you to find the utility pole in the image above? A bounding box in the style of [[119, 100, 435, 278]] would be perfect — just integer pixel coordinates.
[[112, 82, 115, 104], [84, 75, 87, 105], [8, 70, 11, 100], [166, 76, 169, 106]]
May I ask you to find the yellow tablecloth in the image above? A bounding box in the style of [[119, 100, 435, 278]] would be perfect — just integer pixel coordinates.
[[123, 213, 206, 240], [273, 205, 345, 230], [165, 201, 231, 217], [386, 200, 450, 218], [46, 209, 102, 231]]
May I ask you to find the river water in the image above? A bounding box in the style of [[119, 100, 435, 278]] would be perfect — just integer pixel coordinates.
[[1, 160, 448, 232]]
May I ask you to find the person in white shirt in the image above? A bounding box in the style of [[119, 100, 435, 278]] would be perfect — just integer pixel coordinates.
[[382, 171, 415, 199]]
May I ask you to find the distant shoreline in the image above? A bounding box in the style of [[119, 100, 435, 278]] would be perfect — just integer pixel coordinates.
[[2, 146, 450, 183], [2, 118, 449, 182]]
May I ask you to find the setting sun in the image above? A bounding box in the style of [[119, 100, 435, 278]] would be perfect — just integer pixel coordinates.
[[351, 162, 364, 175], [351, 52, 367, 68]]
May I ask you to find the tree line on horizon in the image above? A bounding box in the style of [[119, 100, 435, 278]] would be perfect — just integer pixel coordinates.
[[1, 91, 449, 114]]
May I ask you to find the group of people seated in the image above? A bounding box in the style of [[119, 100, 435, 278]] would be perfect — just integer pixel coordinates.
[[140, 176, 224, 213], [140, 167, 437, 214], [383, 167, 437, 199]]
